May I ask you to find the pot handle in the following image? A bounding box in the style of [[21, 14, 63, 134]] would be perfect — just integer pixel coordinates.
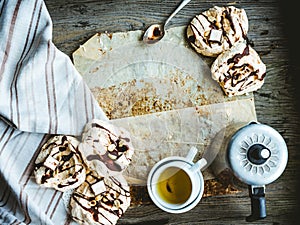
[[246, 185, 267, 222]]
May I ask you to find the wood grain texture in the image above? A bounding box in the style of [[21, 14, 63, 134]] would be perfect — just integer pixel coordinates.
[[44, 0, 300, 224]]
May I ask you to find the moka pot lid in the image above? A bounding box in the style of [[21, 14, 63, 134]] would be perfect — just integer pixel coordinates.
[[227, 123, 288, 186]]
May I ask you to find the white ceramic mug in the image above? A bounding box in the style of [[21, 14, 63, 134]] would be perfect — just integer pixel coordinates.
[[147, 146, 207, 213]]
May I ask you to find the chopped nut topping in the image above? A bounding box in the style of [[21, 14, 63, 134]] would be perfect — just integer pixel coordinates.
[[114, 200, 120, 208], [107, 144, 116, 152], [90, 200, 96, 206], [95, 195, 103, 201], [108, 153, 118, 160], [102, 197, 109, 203], [118, 140, 125, 147]]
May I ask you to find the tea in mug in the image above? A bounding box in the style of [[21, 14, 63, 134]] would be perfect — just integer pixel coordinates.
[[156, 167, 192, 204]]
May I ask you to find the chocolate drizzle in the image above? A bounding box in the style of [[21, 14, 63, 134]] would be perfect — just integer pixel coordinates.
[[220, 11, 232, 47], [227, 45, 249, 64], [91, 122, 130, 154], [224, 7, 235, 33], [86, 153, 122, 172], [221, 45, 264, 91], [87, 122, 131, 170], [34, 135, 84, 187], [188, 6, 248, 54], [71, 171, 130, 224]]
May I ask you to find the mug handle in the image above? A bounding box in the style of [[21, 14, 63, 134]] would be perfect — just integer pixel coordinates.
[[190, 158, 207, 173], [185, 146, 198, 163]]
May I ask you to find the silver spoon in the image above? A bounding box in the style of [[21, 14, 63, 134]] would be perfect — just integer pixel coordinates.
[[143, 0, 192, 44]]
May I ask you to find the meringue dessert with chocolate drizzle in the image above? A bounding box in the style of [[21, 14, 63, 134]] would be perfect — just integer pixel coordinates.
[[34, 135, 86, 192], [186, 6, 249, 57], [211, 42, 266, 97], [79, 119, 134, 177], [70, 170, 131, 225]]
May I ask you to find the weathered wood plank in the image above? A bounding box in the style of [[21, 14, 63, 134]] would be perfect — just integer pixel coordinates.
[[44, 0, 300, 224]]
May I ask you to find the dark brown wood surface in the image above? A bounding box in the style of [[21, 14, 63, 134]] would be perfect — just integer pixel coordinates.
[[44, 0, 300, 224]]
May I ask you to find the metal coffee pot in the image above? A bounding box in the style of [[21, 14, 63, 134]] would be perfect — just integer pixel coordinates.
[[210, 121, 288, 222]]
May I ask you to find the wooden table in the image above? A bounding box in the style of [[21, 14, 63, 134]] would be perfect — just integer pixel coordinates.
[[44, 0, 300, 224]]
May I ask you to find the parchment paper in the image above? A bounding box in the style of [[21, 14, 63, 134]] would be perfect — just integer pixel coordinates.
[[72, 26, 257, 186]]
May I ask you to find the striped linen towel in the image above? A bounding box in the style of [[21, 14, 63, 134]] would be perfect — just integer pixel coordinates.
[[0, 0, 108, 224]]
